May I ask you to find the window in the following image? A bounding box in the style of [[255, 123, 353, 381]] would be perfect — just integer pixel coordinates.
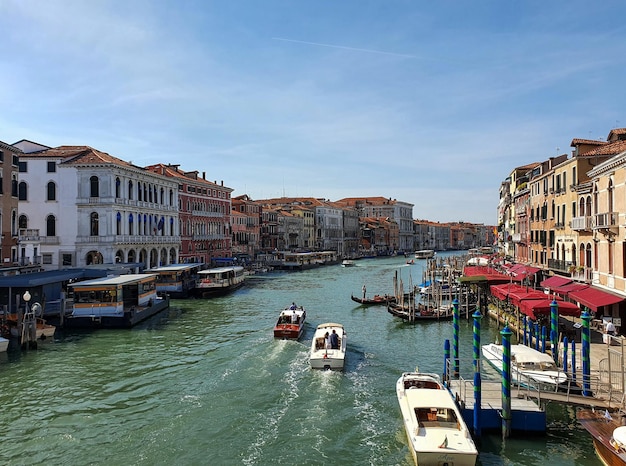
[[47, 161, 56, 172], [11, 173, 18, 197], [90, 212, 99, 236], [115, 177, 121, 198], [42, 254, 53, 265], [0, 168, 3, 194], [46, 215, 56, 236], [0, 150, 3, 162], [18, 215, 27, 229], [18, 181, 27, 200], [47, 181, 56, 201], [90, 176, 99, 198], [62, 253, 73, 266], [116, 212, 122, 235], [18, 161, 27, 172], [129, 180, 134, 200]]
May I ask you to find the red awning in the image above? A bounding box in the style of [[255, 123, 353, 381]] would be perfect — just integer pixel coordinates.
[[490, 283, 529, 301], [519, 299, 581, 319], [568, 287, 625, 311], [508, 290, 553, 307], [540, 275, 572, 289], [552, 282, 589, 294]]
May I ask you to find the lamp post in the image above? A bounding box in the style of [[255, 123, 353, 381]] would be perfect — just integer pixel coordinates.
[[21, 290, 35, 349], [23, 290, 31, 312]]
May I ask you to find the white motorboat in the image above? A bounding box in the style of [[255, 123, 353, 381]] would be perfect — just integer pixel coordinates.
[[341, 259, 356, 267], [310, 323, 347, 371], [481, 343, 568, 391], [0, 336, 9, 352], [396, 371, 478, 466], [414, 250, 436, 259]]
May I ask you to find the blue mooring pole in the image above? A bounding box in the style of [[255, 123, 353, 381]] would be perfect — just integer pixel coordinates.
[[550, 300, 559, 363], [541, 326, 546, 353], [452, 298, 459, 378], [501, 325, 513, 439], [522, 316, 528, 346], [472, 309, 482, 438], [563, 336, 569, 373], [581, 310, 592, 396], [571, 340, 577, 384], [443, 339, 450, 383]]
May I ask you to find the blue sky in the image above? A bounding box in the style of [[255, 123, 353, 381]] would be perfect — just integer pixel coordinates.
[[1, 1, 625, 225]]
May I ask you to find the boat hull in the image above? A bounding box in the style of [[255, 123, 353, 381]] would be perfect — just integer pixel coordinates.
[[481, 343, 568, 391], [63, 297, 170, 329], [274, 323, 304, 340], [578, 409, 626, 466], [310, 323, 347, 371], [397, 372, 478, 466]]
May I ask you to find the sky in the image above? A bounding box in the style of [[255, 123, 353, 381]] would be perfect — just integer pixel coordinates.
[[1, 1, 625, 225]]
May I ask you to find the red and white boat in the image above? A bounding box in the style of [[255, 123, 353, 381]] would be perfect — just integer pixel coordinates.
[[273, 305, 306, 340]]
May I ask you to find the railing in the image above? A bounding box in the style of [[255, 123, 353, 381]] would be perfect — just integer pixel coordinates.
[[594, 212, 618, 230], [571, 216, 593, 231], [547, 258, 574, 273]]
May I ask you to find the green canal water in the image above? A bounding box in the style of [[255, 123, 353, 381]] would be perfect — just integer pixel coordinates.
[[0, 254, 601, 465]]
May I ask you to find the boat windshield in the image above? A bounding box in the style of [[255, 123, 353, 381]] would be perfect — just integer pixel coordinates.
[[414, 407, 460, 429]]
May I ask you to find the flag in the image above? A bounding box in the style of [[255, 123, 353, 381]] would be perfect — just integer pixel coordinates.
[[438, 435, 448, 448], [157, 217, 164, 231], [605, 409, 613, 422]]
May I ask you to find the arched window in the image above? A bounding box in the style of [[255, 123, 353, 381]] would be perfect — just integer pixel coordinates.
[[129, 213, 134, 235], [18, 214, 27, 229], [46, 215, 56, 236], [608, 178, 614, 214], [137, 182, 142, 201], [160, 187, 164, 204], [90, 212, 99, 236], [116, 212, 122, 235], [11, 174, 18, 197], [47, 181, 56, 201], [90, 176, 99, 198], [18, 181, 27, 200], [115, 177, 121, 198], [128, 180, 134, 200]]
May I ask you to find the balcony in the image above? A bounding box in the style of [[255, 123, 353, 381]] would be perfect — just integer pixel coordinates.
[[571, 216, 593, 231], [593, 212, 618, 232], [18, 228, 40, 242], [547, 258, 574, 273]]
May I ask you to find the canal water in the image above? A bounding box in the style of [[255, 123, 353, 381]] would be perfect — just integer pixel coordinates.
[[0, 253, 601, 465]]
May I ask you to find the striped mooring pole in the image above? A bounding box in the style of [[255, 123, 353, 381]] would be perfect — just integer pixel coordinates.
[[581, 310, 592, 396], [452, 298, 459, 378], [473, 309, 482, 438], [550, 300, 559, 363], [501, 325, 513, 439]]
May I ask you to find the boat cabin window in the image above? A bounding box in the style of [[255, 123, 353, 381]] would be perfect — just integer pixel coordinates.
[[404, 379, 441, 390], [75, 289, 118, 303], [414, 408, 460, 429]]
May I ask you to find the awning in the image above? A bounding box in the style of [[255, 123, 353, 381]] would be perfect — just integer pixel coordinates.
[[568, 287, 625, 312], [519, 299, 581, 319], [490, 283, 528, 301], [540, 275, 572, 289], [508, 289, 553, 307], [552, 282, 589, 294]]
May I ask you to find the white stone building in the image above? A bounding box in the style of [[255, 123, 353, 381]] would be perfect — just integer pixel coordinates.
[[14, 143, 179, 270]]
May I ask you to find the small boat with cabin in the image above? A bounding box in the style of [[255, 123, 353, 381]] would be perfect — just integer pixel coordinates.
[[396, 371, 478, 466], [195, 266, 245, 297], [145, 263, 204, 298], [481, 343, 568, 391], [65, 274, 169, 328], [310, 323, 347, 371], [341, 259, 356, 267], [414, 250, 436, 259], [273, 304, 306, 340]]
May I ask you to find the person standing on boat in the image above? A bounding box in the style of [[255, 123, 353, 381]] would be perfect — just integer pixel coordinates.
[[329, 329, 339, 349], [362, 284, 366, 300], [291, 308, 298, 324], [289, 302, 297, 310], [324, 332, 331, 349]]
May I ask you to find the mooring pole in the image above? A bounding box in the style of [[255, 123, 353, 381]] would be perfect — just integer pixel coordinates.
[[472, 309, 482, 438], [581, 310, 592, 396], [501, 325, 512, 439], [452, 298, 459, 378]]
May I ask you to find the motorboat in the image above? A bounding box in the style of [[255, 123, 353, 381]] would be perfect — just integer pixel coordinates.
[[341, 259, 356, 267], [0, 336, 9, 352], [396, 371, 478, 466], [195, 266, 245, 297], [310, 323, 347, 371], [577, 408, 626, 465], [414, 250, 436, 259], [273, 305, 306, 340], [481, 343, 568, 391]]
